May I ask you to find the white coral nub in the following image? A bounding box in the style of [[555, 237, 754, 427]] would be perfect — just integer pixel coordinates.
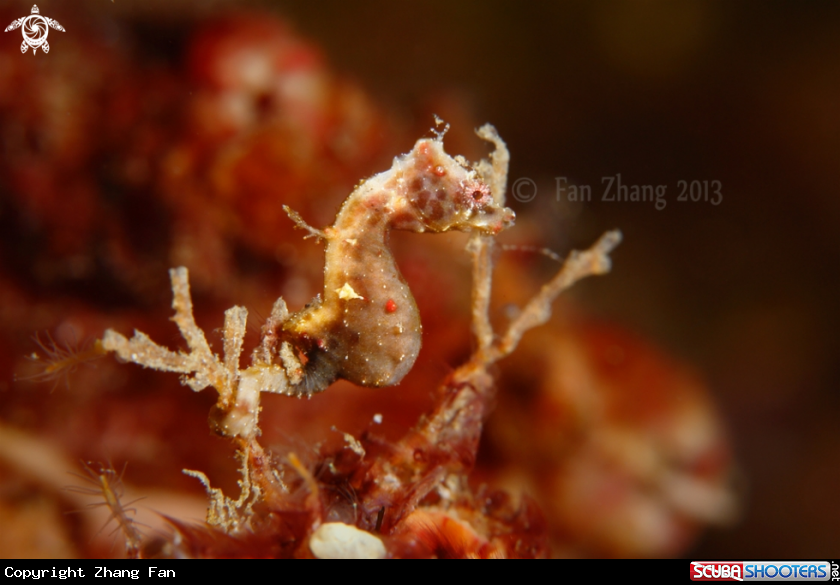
[[309, 522, 386, 559]]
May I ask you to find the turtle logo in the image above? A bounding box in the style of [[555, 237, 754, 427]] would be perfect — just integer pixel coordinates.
[[5, 5, 65, 55]]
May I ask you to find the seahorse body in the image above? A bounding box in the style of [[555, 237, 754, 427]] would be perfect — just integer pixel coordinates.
[[278, 135, 514, 395]]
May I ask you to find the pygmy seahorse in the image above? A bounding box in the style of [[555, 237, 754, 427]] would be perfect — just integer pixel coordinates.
[[259, 125, 515, 396]]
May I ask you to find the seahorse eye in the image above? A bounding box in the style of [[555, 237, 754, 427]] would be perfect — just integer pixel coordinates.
[[459, 180, 493, 210]]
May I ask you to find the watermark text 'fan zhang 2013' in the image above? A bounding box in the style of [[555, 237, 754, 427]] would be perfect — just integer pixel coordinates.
[[5, 5, 65, 55]]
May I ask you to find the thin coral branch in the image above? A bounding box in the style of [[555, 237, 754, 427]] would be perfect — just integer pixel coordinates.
[[100, 268, 228, 389], [222, 306, 248, 391], [475, 124, 509, 206], [467, 124, 511, 353], [184, 460, 255, 533], [465, 126, 621, 370], [101, 268, 271, 440], [100, 330, 194, 376], [485, 230, 622, 365], [468, 234, 496, 352], [168, 267, 237, 397]]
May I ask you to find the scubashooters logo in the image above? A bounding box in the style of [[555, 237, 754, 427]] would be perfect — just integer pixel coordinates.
[[691, 561, 834, 582], [5, 5, 65, 54]]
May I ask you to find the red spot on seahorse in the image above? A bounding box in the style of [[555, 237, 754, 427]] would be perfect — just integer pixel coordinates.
[[385, 299, 397, 313]]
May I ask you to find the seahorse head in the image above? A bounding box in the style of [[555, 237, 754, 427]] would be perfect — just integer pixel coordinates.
[[391, 138, 515, 235]]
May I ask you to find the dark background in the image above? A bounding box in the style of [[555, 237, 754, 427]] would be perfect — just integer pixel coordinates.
[[4, 0, 840, 558]]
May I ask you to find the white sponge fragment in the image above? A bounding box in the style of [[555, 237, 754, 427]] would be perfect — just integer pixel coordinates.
[[309, 522, 386, 559]]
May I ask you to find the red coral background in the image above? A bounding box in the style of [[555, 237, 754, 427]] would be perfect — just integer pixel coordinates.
[[0, 0, 838, 558]]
